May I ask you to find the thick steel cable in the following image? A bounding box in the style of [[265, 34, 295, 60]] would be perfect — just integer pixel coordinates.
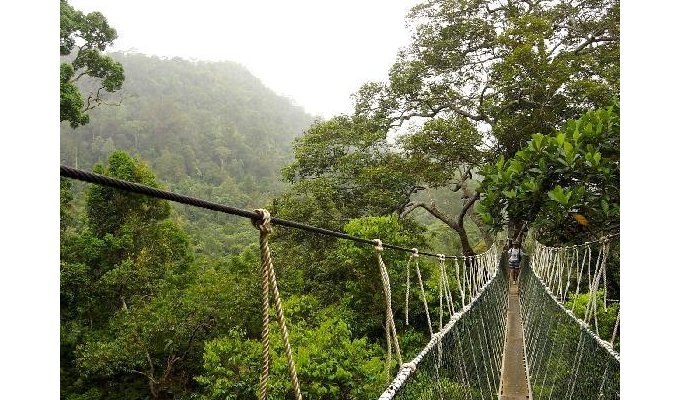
[[61, 165, 463, 260]]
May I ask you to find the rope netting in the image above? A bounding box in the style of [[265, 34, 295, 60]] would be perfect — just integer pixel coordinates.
[[521, 236, 620, 399], [530, 235, 620, 344], [379, 244, 506, 399]]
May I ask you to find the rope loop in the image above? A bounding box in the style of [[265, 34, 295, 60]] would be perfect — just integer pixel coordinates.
[[252, 208, 273, 233], [374, 238, 384, 252], [438, 253, 446, 262], [411, 248, 419, 257], [403, 361, 417, 372]]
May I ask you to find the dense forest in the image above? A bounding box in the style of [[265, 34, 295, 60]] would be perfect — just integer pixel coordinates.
[[61, 52, 315, 255], [60, 0, 620, 399]]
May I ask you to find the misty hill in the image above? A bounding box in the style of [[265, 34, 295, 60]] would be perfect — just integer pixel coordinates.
[[61, 52, 315, 254]]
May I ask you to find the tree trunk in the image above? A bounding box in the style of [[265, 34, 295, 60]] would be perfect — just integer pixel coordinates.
[[455, 224, 475, 256], [507, 219, 527, 247], [467, 208, 494, 249]]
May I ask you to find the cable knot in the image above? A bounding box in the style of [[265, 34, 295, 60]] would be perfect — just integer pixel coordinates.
[[403, 361, 417, 372], [411, 248, 419, 257], [438, 253, 446, 262], [252, 208, 273, 233], [373, 239, 384, 252]]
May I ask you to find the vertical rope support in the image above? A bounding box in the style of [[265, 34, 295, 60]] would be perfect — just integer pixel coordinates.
[[455, 258, 465, 306], [258, 226, 271, 400], [412, 249, 434, 337], [438, 254, 454, 316], [374, 239, 403, 376], [405, 252, 414, 326], [610, 308, 620, 345], [252, 209, 303, 400]]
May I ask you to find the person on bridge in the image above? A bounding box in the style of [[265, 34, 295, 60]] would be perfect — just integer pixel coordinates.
[[508, 241, 523, 284]]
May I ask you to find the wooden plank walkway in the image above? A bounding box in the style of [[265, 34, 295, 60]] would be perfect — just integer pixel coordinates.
[[498, 281, 531, 400]]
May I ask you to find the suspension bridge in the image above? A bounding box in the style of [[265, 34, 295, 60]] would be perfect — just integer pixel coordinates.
[[60, 165, 620, 399]]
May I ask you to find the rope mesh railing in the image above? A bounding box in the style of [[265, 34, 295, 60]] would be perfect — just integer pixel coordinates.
[[520, 238, 620, 399], [530, 236, 620, 345], [379, 247, 507, 399]]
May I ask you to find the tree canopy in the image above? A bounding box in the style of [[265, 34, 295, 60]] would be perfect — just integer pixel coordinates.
[[60, 0, 125, 128], [280, 0, 619, 253], [478, 100, 619, 245], [61, 52, 314, 257], [355, 0, 619, 155]]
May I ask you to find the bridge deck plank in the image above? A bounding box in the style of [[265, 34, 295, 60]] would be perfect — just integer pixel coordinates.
[[499, 281, 531, 400]]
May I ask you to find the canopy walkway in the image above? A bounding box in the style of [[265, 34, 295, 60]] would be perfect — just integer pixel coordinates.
[[60, 166, 620, 399]]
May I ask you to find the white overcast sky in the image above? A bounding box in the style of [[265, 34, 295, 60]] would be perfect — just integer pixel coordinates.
[[68, 0, 419, 119]]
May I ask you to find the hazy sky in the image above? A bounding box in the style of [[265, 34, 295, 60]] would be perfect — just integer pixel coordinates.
[[68, 0, 419, 119]]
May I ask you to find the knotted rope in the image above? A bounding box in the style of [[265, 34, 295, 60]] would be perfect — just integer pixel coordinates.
[[253, 209, 303, 400], [374, 239, 403, 378], [407, 249, 434, 337], [405, 251, 412, 326]]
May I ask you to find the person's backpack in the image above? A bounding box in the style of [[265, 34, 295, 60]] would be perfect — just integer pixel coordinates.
[[509, 248, 521, 263]]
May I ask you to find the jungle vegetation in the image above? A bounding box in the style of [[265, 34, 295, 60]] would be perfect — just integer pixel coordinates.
[[60, 0, 620, 398]]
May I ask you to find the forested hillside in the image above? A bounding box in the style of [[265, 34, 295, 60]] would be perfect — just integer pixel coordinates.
[[61, 52, 314, 254]]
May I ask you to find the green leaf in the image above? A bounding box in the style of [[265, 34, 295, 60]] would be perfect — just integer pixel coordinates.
[[593, 152, 601, 165], [548, 186, 572, 206]]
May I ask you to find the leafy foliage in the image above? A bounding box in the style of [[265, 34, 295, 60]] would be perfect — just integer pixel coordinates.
[[197, 303, 386, 399], [281, 115, 418, 225], [61, 152, 195, 399], [61, 0, 124, 128], [61, 52, 314, 257], [355, 0, 620, 156], [565, 289, 620, 350], [478, 101, 619, 244]]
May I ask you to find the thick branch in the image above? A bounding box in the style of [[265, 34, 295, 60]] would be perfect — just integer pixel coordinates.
[[396, 186, 426, 214], [450, 165, 474, 193], [400, 201, 460, 231], [450, 104, 491, 123], [145, 350, 155, 379], [573, 34, 616, 55], [466, 204, 494, 248], [456, 191, 480, 228], [130, 369, 157, 384], [390, 105, 447, 128]]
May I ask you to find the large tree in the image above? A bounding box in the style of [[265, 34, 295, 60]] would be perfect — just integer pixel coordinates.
[[60, 0, 125, 128], [289, 0, 620, 250]]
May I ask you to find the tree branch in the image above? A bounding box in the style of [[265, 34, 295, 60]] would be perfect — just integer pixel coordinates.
[[130, 369, 157, 384], [573, 34, 616, 55], [400, 201, 460, 231], [450, 165, 474, 193], [456, 191, 480, 228], [467, 206, 494, 247], [145, 350, 155, 379]]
